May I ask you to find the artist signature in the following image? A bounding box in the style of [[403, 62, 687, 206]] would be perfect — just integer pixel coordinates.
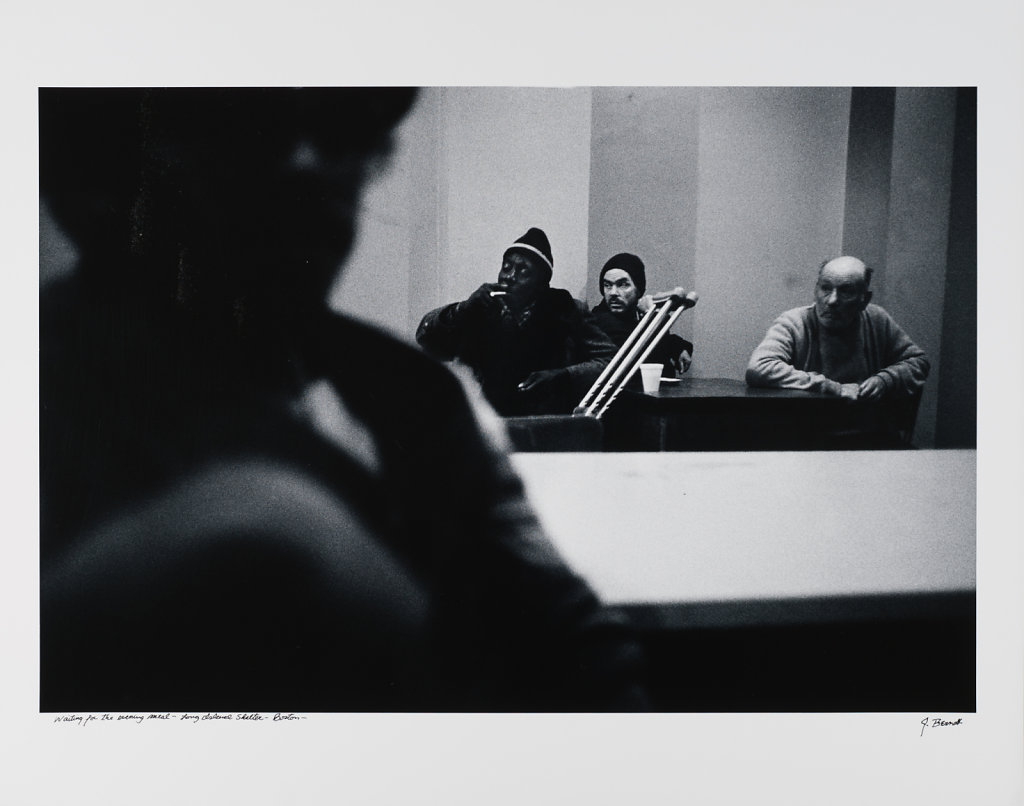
[[920, 716, 964, 737]]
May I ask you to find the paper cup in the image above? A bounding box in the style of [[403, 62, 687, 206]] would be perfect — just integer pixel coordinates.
[[639, 363, 663, 394]]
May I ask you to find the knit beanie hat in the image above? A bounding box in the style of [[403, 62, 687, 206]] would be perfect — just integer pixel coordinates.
[[504, 227, 554, 280], [599, 253, 646, 296]]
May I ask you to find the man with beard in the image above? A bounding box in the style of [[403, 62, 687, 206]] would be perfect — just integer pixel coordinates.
[[590, 252, 695, 378]]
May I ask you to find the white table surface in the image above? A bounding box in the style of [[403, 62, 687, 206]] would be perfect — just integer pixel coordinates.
[[511, 450, 975, 612]]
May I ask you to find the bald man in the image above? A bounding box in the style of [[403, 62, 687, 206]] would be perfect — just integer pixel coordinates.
[[745, 256, 929, 401]]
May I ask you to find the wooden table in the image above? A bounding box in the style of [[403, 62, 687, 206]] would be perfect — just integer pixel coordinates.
[[604, 376, 916, 450], [511, 449, 975, 711]]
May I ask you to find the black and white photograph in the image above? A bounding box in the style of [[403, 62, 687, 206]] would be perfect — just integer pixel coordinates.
[[38, 84, 976, 715], [6, 2, 1024, 805]]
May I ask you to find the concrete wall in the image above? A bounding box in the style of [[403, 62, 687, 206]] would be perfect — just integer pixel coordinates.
[[586, 87, 701, 347], [691, 87, 851, 380], [882, 88, 958, 448], [935, 89, 977, 449], [842, 88, 896, 273], [329, 89, 441, 339]]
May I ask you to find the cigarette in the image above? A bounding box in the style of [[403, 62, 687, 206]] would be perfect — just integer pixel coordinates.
[[489, 290, 507, 297]]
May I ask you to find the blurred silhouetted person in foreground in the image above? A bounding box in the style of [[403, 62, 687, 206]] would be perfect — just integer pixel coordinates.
[[39, 88, 647, 712]]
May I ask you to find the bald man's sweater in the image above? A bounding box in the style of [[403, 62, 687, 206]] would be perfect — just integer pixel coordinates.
[[745, 304, 929, 397]]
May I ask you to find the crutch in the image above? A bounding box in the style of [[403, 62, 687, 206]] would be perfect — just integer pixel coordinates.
[[575, 292, 698, 419]]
